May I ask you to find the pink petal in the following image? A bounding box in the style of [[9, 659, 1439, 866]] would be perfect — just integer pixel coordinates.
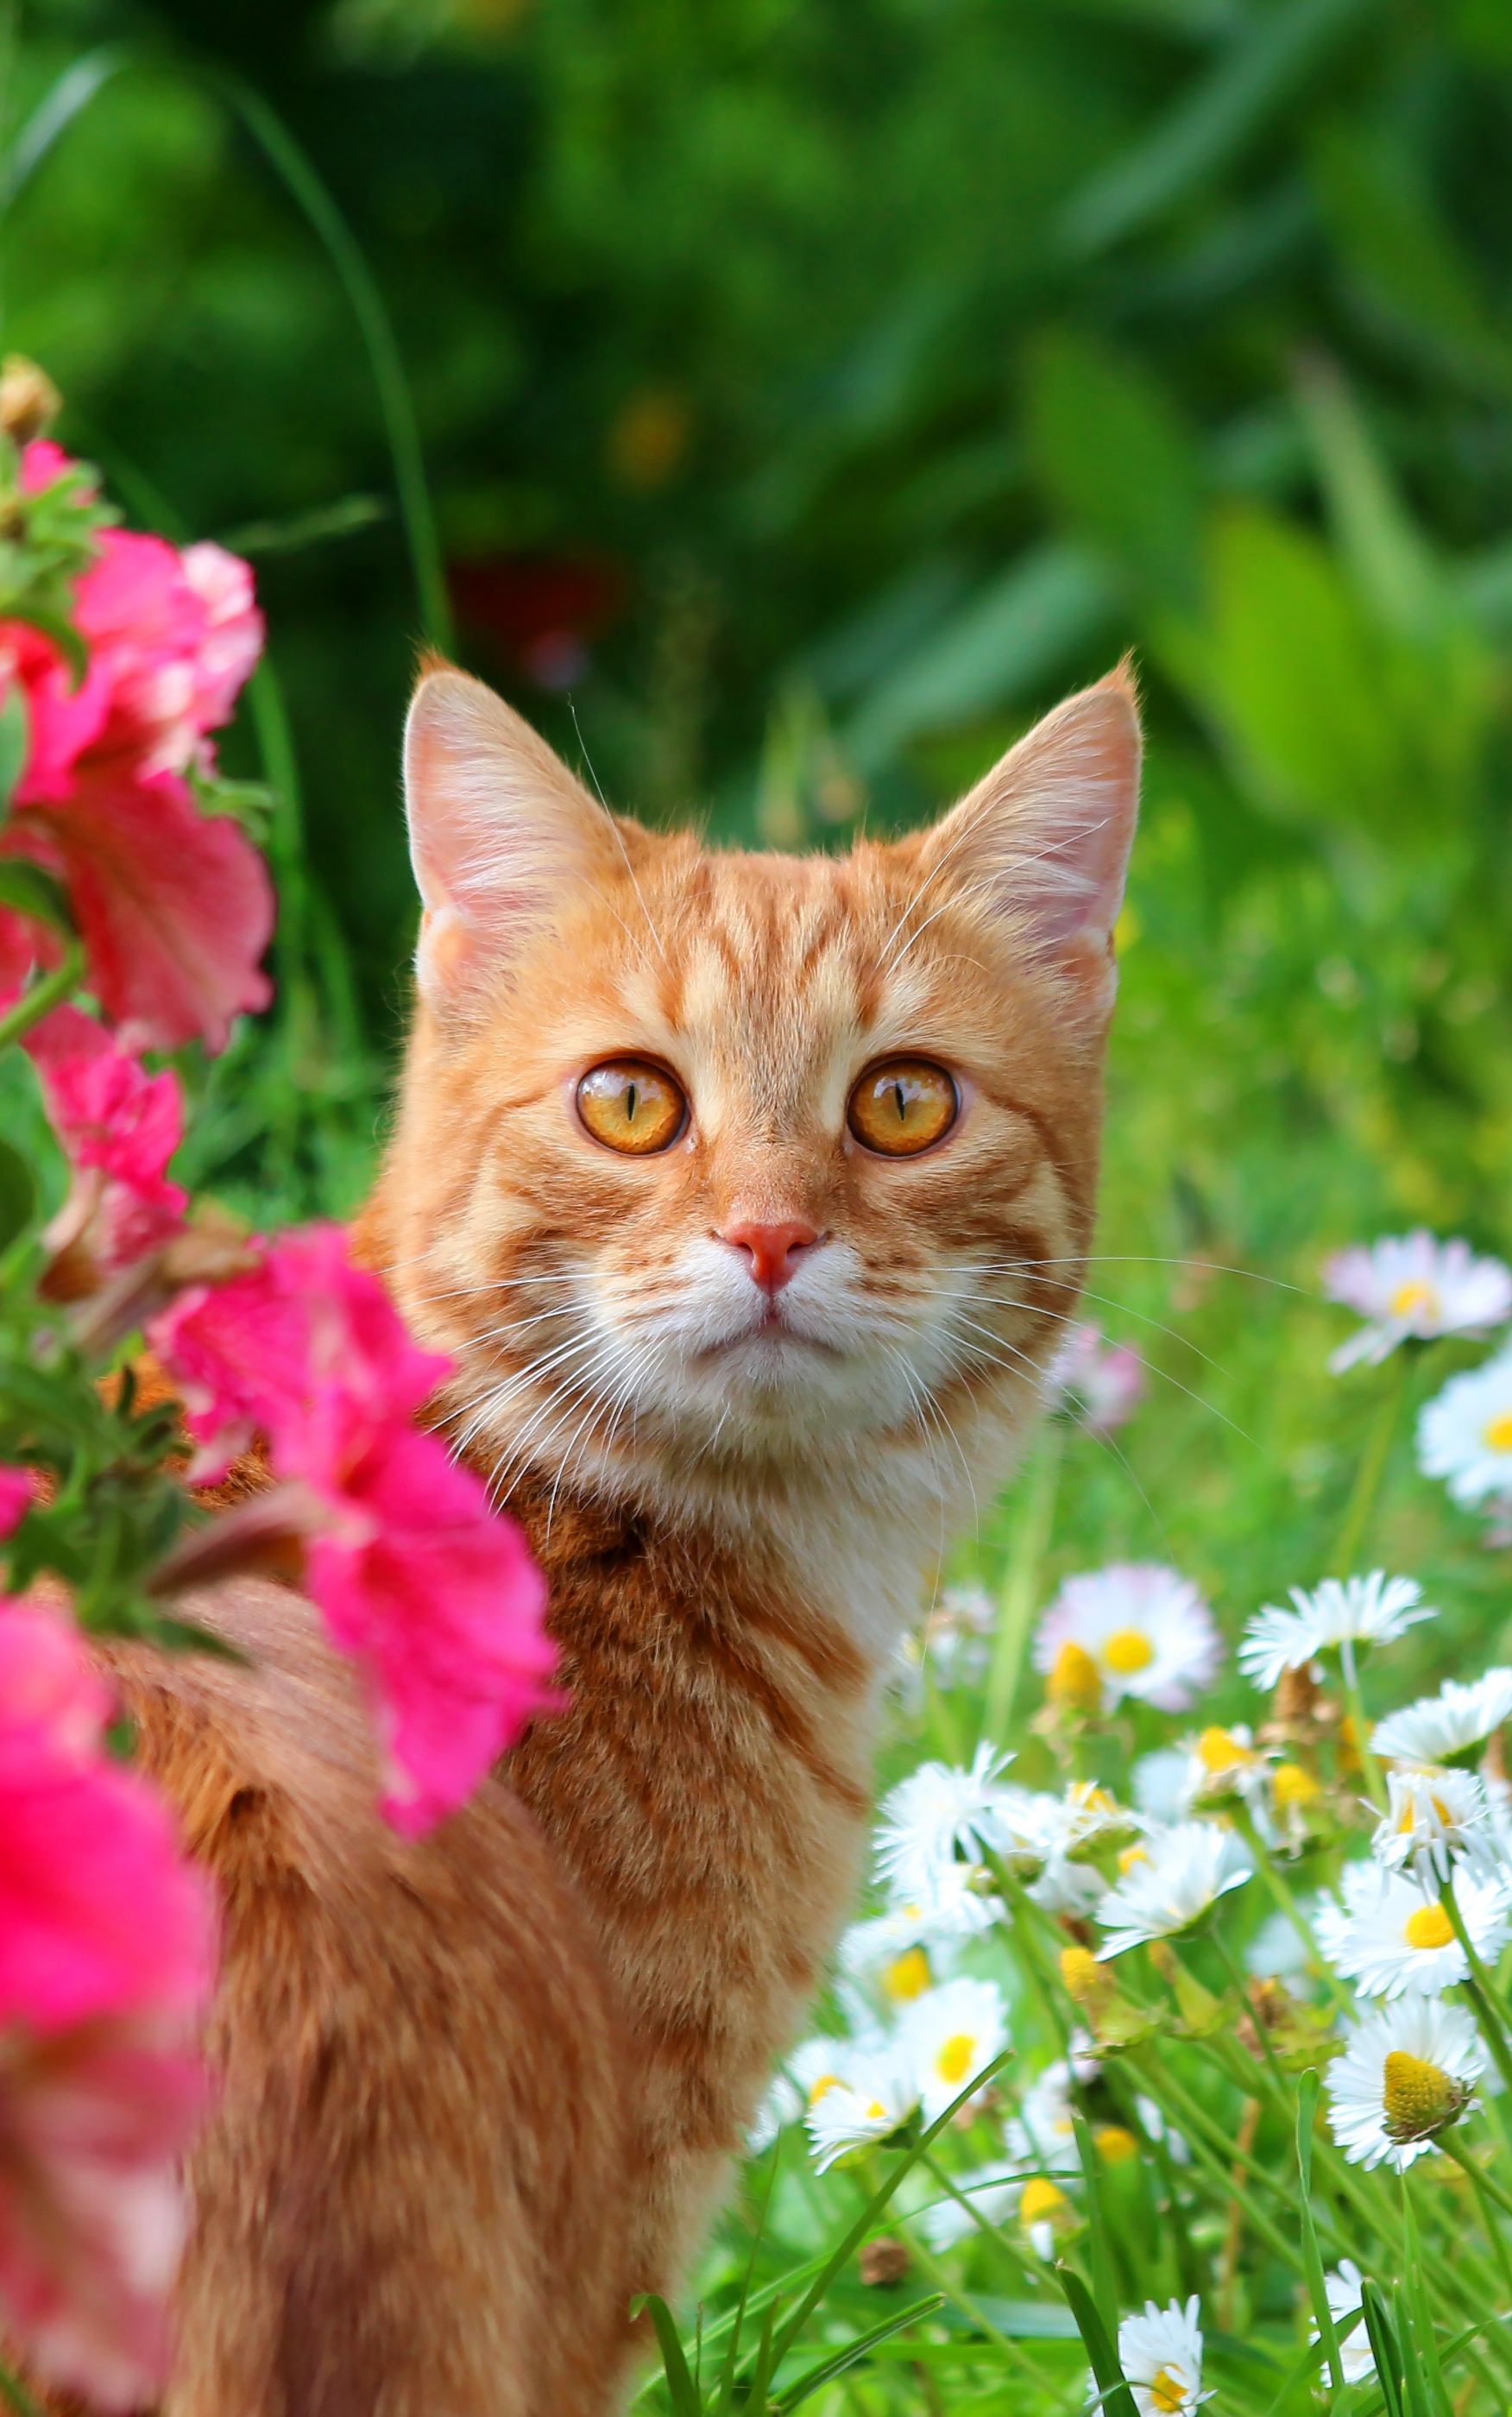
[[16, 767, 273, 1052], [307, 1423, 557, 1837], [0, 2015, 206, 2412], [25, 1005, 186, 1272], [0, 1468, 36, 1542]]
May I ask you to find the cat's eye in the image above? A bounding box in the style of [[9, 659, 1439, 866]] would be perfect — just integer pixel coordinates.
[[847, 1058, 959, 1158], [576, 1058, 688, 1155]]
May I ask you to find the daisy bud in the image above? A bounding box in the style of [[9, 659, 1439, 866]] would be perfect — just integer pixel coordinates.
[[0, 354, 61, 444], [1060, 1945, 1111, 2008], [1272, 1762, 1320, 1810], [1094, 2123, 1139, 2165], [1046, 1638, 1102, 1715]]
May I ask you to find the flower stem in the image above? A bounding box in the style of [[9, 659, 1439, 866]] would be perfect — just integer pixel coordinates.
[[0, 936, 83, 1053], [1441, 1880, 1512, 2107], [1227, 1803, 1355, 2017], [1332, 1348, 1408, 1576], [1337, 1635, 1388, 1812], [983, 1423, 1062, 1749]]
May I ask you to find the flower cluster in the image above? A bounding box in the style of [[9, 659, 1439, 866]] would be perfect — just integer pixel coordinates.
[[749, 1480, 1512, 2414], [0, 388, 561, 2405]]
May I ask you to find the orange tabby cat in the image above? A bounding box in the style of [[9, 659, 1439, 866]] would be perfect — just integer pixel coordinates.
[[100, 658, 1139, 2415]]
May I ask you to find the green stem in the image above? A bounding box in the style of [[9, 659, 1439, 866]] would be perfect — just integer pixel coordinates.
[[1442, 2133, 1512, 2272], [187, 62, 454, 653], [983, 1423, 1062, 1748], [0, 938, 84, 1052], [0, 2366, 41, 2417], [1130, 2057, 1304, 2276], [1337, 1635, 1387, 1813], [1332, 1347, 1408, 1575], [892, 2210, 1049, 2390], [1228, 1803, 1354, 2016], [1441, 1881, 1512, 2108]]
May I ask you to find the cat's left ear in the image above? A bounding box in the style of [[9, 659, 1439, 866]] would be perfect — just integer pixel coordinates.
[[910, 662, 1141, 1024]]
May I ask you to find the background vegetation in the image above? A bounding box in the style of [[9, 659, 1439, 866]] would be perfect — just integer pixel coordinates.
[[8, 0, 1512, 2404]]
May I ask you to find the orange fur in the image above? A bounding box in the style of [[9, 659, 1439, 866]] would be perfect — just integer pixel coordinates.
[[78, 664, 1139, 2413]]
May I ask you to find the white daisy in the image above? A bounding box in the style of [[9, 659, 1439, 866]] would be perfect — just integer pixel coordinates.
[[1372, 1668, 1512, 1767], [1373, 1765, 1499, 1886], [1033, 1564, 1220, 1714], [873, 1744, 1015, 1902], [1323, 1232, 1512, 1372], [1419, 1348, 1512, 1507], [1326, 1996, 1484, 2169], [920, 2157, 1022, 2250], [992, 1781, 1132, 1918], [1095, 1822, 1252, 1957], [921, 1584, 996, 1689], [898, 1975, 1008, 2123], [1181, 1724, 1275, 1821], [1313, 2262, 1376, 2384], [1238, 1572, 1433, 1691], [1117, 2295, 1210, 2417], [805, 2048, 918, 2172], [1316, 1862, 1509, 1998], [1044, 1322, 1147, 1433], [840, 1865, 999, 2003]]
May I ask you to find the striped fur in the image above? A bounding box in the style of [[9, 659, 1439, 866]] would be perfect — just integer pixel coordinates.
[[91, 665, 1139, 2414]]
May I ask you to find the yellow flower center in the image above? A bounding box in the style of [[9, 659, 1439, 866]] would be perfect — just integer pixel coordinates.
[[1094, 2124, 1139, 2164], [883, 1947, 933, 2002], [1383, 2049, 1458, 2134], [1148, 2365, 1187, 2413], [1049, 1639, 1103, 1713], [1389, 1278, 1438, 1321], [1484, 1411, 1512, 1455], [1404, 1903, 1455, 1951], [808, 2073, 842, 2105], [1198, 1725, 1251, 1771], [1103, 1626, 1155, 1675], [1118, 1844, 1150, 1875], [1019, 2177, 1067, 2225], [864, 2099, 887, 2121], [1272, 1762, 1320, 1809], [1060, 1945, 1107, 2001], [936, 2033, 976, 2085]]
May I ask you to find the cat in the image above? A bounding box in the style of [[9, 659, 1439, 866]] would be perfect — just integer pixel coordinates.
[[100, 656, 1140, 2416]]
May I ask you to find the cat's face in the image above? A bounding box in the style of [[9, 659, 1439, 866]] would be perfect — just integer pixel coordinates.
[[369, 667, 1139, 1508]]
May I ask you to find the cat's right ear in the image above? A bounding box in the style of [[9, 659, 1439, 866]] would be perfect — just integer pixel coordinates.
[[403, 664, 610, 1009]]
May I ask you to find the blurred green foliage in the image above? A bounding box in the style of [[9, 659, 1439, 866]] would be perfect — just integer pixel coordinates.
[[3, 0, 1512, 1551]]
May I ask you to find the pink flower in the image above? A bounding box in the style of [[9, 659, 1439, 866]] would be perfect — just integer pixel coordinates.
[[23, 1005, 186, 1283], [152, 1227, 558, 1833], [0, 1604, 214, 2033], [0, 1467, 35, 1540], [1045, 1321, 1146, 1433], [0, 1604, 214, 2404], [0, 444, 272, 1051], [0, 2013, 206, 2413]]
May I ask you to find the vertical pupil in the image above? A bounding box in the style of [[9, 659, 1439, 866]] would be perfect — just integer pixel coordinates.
[[626, 1081, 639, 1123], [891, 1081, 906, 1122]]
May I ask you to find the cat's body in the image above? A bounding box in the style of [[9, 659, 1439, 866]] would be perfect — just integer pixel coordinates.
[[89, 662, 1140, 2414]]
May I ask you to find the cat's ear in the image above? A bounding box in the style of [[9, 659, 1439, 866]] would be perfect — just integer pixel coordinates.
[[912, 662, 1141, 1021], [403, 663, 611, 1008]]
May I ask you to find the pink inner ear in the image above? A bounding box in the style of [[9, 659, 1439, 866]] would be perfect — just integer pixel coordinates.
[[942, 672, 1141, 959]]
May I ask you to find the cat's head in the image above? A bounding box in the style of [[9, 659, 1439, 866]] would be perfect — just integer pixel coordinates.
[[367, 663, 1139, 1524]]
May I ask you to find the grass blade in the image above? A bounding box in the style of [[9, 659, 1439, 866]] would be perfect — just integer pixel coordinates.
[[774, 2294, 945, 2411], [1057, 2264, 1137, 2417], [1360, 2280, 1405, 2417], [1, 42, 127, 208], [643, 2295, 701, 2417], [1295, 2069, 1343, 2390]]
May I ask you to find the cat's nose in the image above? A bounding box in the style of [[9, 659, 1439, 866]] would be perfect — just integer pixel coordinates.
[[721, 1219, 821, 1293]]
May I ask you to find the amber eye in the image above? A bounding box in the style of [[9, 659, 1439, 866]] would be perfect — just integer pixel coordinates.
[[576, 1058, 687, 1155], [847, 1058, 958, 1157]]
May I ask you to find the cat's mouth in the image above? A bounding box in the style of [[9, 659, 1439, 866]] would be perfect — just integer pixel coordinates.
[[696, 1309, 841, 1362]]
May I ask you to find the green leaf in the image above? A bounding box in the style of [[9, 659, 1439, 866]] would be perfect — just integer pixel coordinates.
[[1056, 2265, 1137, 2417], [1360, 2280, 1406, 2417], [0, 689, 28, 820], [1057, 0, 1378, 256], [1295, 2070, 1343, 2392], [774, 2294, 944, 2411], [1026, 329, 1202, 610], [0, 858, 75, 937], [643, 2294, 702, 2417], [0, 1139, 35, 1256], [1070, 2105, 1122, 2338]]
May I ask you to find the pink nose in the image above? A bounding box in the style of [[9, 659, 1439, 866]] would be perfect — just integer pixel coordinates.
[[721, 1219, 820, 1293]]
